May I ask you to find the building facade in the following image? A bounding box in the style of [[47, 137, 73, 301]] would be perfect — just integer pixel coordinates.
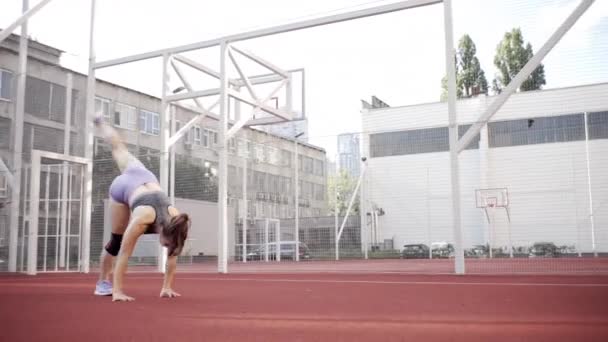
[[254, 118, 310, 142], [0, 34, 326, 269], [361, 84, 608, 253], [337, 133, 361, 178]]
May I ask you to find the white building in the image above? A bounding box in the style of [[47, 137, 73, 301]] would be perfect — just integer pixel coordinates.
[[254, 119, 309, 142], [361, 83, 608, 253]]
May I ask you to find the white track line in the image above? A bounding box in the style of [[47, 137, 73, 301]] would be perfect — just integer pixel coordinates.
[[166, 277, 608, 287], [2, 276, 608, 287]]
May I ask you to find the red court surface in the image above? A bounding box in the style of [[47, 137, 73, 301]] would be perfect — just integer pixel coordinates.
[[1, 273, 608, 342], [140, 257, 608, 274]]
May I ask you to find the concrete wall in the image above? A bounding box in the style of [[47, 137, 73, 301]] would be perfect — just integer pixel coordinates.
[[103, 198, 235, 257]]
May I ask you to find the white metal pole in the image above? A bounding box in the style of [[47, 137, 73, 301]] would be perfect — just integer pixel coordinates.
[[27, 151, 41, 275], [374, 211, 379, 246], [443, 0, 465, 274], [43, 166, 50, 272], [583, 112, 597, 257], [63, 73, 73, 151], [337, 162, 366, 241], [54, 165, 61, 271], [158, 53, 170, 273], [264, 219, 269, 262], [276, 219, 281, 262], [507, 210, 513, 258], [217, 42, 229, 273], [371, 211, 376, 247], [8, 0, 29, 272], [94, 0, 441, 69], [60, 73, 72, 268], [170, 105, 176, 204], [426, 167, 432, 259], [242, 158, 247, 262], [294, 138, 300, 261], [489, 206, 494, 258], [20, 165, 30, 272], [66, 165, 73, 270], [286, 73, 293, 113], [457, 0, 596, 152], [360, 157, 368, 260], [335, 157, 339, 261], [0, 0, 53, 45], [80, 0, 97, 274]]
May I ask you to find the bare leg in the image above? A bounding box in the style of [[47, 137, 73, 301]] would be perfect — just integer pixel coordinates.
[[94, 118, 133, 172], [99, 200, 131, 281]]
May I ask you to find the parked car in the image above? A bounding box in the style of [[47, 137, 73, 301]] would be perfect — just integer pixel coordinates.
[[402, 244, 430, 259], [465, 245, 489, 258], [246, 241, 311, 261], [431, 242, 454, 258], [529, 242, 560, 258]]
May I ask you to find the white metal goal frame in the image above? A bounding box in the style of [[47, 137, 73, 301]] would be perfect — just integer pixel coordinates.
[[85, 0, 594, 274], [1, 0, 594, 274], [26, 150, 92, 275]]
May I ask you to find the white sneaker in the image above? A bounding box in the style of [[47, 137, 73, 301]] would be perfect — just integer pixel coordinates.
[[94, 280, 113, 296]]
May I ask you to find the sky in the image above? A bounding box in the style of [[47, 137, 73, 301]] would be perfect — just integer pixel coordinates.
[[1, 0, 607, 158]]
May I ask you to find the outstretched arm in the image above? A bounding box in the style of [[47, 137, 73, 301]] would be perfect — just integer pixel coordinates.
[[160, 255, 180, 298], [161, 206, 181, 298], [112, 207, 154, 302]]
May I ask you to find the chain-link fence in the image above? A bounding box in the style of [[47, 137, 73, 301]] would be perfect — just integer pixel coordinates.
[[1, 0, 607, 275]]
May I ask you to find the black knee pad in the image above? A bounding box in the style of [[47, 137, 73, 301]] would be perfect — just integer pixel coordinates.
[[105, 233, 123, 256]]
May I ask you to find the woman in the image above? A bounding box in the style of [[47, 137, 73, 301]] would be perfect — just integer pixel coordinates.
[[93, 118, 190, 302]]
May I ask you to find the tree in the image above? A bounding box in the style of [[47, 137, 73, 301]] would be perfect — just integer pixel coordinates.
[[458, 34, 488, 97], [441, 34, 488, 101], [327, 170, 359, 216], [493, 28, 546, 93]]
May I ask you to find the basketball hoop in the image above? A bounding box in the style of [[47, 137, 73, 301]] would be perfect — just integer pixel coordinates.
[[475, 188, 510, 222]]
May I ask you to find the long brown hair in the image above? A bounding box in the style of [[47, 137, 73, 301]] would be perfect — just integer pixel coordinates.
[[162, 213, 190, 256]]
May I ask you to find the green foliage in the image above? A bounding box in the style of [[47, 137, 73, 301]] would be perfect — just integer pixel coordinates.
[[327, 169, 359, 216], [441, 34, 488, 101], [493, 28, 546, 93]]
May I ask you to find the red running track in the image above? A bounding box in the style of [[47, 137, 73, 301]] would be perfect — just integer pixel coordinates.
[[1, 273, 608, 342], [129, 257, 608, 274]]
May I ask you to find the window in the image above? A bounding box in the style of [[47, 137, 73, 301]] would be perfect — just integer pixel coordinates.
[[488, 114, 584, 148], [229, 138, 237, 154], [313, 159, 324, 176], [588, 111, 608, 140], [95, 97, 111, 122], [208, 130, 218, 145], [281, 149, 292, 167], [139, 110, 160, 135], [254, 171, 266, 192], [25, 76, 77, 122], [248, 141, 254, 158], [237, 139, 249, 158], [193, 125, 202, 145], [254, 144, 265, 162], [303, 156, 314, 174], [0, 69, 13, 100], [314, 184, 325, 201], [458, 124, 479, 150], [0, 173, 7, 198], [266, 147, 279, 165], [370, 124, 480, 158], [202, 129, 210, 147], [113, 103, 137, 130]]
